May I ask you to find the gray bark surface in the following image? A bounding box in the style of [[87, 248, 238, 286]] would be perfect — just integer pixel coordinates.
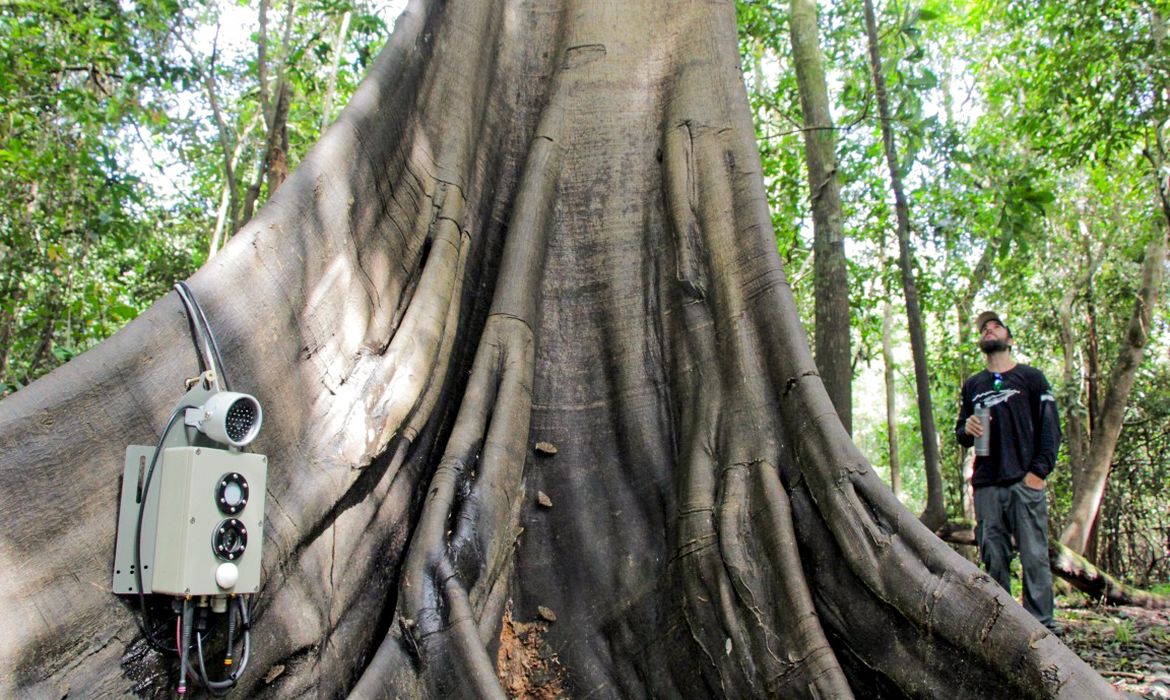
[[0, 0, 1113, 697]]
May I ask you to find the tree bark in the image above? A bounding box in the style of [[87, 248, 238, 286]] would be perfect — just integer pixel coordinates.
[[882, 255, 902, 498], [1060, 234, 1166, 555], [243, 0, 297, 227], [265, 80, 292, 196], [0, 1, 1112, 697], [789, 0, 851, 434], [1056, 233, 1103, 504], [862, 0, 946, 530]]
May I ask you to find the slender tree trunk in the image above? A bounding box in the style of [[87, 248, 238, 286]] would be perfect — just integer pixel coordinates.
[[1060, 235, 1166, 555], [22, 311, 55, 381], [943, 58, 985, 525], [209, 114, 260, 257], [882, 295, 902, 498], [241, 170, 262, 226], [242, 0, 272, 229], [182, 25, 242, 238], [789, 0, 851, 434], [264, 0, 297, 197], [1057, 236, 1102, 500], [242, 0, 298, 227], [953, 238, 1001, 522], [954, 308, 977, 521], [0, 309, 11, 380], [0, 1, 1112, 697], [1085, 279, 1101, 432], [321, 10, 353, 132], [1151, 8, 1169, 231], [257, 0, 272, 130], [209, 181, 231, 257], [1058, 290, 1088, 480], [265, 81, 292, 196], [863, 0, 945, 529], [0, 281, 19, 382]]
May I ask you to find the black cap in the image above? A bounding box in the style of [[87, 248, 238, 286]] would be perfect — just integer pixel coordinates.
[[975, 310, 1011, 337]]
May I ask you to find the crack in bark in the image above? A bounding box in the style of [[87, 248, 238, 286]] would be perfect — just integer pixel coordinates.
[[783, 369, 820, 398], [981, 598, 1004, 644]]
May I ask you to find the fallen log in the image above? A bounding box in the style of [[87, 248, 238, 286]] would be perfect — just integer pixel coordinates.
[[936, 523, 1170, 609]]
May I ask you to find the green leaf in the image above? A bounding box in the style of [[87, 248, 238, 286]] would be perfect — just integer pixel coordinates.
[[905, 69, 938, 89], [109, 302, 138, 322]]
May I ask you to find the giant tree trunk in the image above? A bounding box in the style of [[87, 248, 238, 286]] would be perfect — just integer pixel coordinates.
[[0, 1, 1112, 697], [862, 0, 946, 530], [789, 0, 852, 435]]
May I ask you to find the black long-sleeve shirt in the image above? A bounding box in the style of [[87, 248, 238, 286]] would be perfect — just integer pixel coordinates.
[[955, 364, 1061, 487]]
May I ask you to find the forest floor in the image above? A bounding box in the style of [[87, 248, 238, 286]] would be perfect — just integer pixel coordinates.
[[1058, 595, 1170, 698]]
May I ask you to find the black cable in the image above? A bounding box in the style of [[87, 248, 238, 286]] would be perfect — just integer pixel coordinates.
[[180, 296, 208, 376], [178, 599, 193, 695], [133, 282, 258, 685], [174, 281, 266, 629], [133, 404, 191, 653], [225, 596, 237, 667], [185, 599, 250, 697], [191, 292, 230, 392], [176, 281, 231, 391], [174, 284, 212, 382]]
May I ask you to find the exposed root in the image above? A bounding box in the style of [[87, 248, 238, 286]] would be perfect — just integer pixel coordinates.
[[368, 56, 569, 695], [359, 184, 470, 459], [304, 175, 470, 472], [662, 121, 709, 299], [661, 87, 851, 697]]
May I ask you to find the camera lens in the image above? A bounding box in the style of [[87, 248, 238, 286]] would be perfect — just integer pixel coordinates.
[[213, 519, 249, 560]]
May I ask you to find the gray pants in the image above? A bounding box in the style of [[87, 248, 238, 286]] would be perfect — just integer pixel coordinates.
[[974, 480, 1055, 627]]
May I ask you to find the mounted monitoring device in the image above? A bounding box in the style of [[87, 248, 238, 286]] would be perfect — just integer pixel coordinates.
[[112, 384, 268, 597], [111, 281, 267, 695]]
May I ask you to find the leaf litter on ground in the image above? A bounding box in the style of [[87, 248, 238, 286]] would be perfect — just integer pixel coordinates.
[[1058, 598, 1170, 699]]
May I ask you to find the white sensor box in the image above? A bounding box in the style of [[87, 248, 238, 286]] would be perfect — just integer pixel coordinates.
[[113, 446, 267, 596]]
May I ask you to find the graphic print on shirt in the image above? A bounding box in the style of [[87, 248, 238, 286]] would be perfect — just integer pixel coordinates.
[[973, 387, 1020, 410]]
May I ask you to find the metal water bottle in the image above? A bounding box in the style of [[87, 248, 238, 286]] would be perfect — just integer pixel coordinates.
[[974, 404, 990, 456]]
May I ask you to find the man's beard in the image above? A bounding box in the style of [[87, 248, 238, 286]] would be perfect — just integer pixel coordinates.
[[980, 338, 1009, 354]]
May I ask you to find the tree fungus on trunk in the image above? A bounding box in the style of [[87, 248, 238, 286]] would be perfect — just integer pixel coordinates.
[[0, 0, 1114, 697]]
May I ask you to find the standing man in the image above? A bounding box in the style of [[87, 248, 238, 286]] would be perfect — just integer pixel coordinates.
[[956, 311, 1062, 635]]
